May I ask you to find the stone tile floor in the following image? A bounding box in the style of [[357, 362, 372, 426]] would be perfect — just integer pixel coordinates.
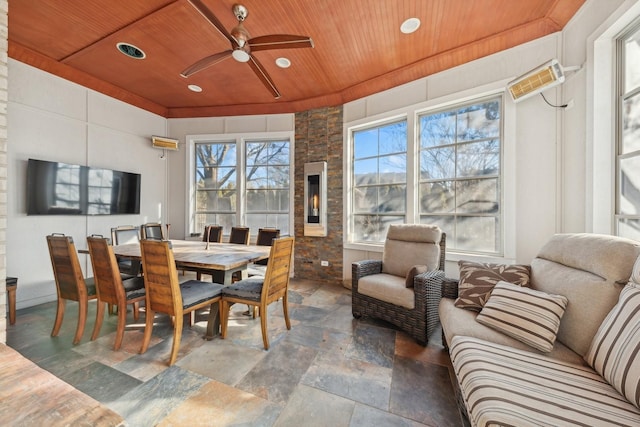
[[6, 277, 461, 426]]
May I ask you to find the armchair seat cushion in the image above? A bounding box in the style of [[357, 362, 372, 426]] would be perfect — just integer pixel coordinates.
[[221, 277, 264, 302], [358, 273, 415, 309], [179, 280, 223, 309]]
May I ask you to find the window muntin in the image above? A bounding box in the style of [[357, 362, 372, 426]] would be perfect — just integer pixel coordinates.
[[617, 23, 640, 240], [193, 138, 291, 236], [351, 120, 407, 242], [418, 98, 502, 254]]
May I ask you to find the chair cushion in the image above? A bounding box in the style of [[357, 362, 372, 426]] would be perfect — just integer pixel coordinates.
[[476, 281, 568, 352], [221, 277, 265, 301], [405, 265, 428, 288], [358, 273, 415, 309], [450, 336, 640, 427], [179, 280, 223, 309], [454, 261, 531, 311], [123, 276, 145, 300], [585, 282, 640, 409], [84, 277, 97, 296], [382, 225, 441, 278]]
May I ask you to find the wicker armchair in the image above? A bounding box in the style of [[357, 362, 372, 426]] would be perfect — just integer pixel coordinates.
[[352, 224, 446, 345]]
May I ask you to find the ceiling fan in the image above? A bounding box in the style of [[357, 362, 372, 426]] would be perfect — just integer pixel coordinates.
[[182, 0, 314, 99]]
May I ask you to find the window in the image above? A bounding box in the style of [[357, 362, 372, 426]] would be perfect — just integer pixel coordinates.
[[616, 22, 640, 240], [192, 136, 291, 236], [351, 120, 407, 242], [418, 97, 502, 254], [347, 95, 504, 256]]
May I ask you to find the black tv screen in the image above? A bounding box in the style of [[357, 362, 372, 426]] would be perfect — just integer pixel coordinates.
[[27, 158, 141, 215]]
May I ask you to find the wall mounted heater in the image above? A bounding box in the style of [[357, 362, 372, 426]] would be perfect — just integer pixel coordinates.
[[151, 136, 179, 151], [507, 59, 565, 103]]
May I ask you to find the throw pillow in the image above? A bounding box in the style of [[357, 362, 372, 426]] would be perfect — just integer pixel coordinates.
[[584, 283, 640, 409], [405, 265, 428, 288], [454, 261, 531, 311], [476, 281, 568, 352]]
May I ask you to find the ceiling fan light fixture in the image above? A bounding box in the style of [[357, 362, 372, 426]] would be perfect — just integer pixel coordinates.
[[232, 49, 251, 62], [400, 18, 421, 34], [188, 84, 203, 92], [116, 42, 146, 59], [276, 57, 291, 68]]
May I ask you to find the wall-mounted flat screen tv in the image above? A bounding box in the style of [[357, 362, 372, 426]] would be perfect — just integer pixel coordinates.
[[27, 158, 141, 215]]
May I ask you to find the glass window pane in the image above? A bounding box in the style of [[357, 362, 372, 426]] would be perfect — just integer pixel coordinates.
[[354, 128, 379, 159], [624, 27, 640, 93], [455, 216, 499, 252], [246, 166, 268, 189], [620, 156, 640, 215], [456, 179, 499, 213], [420, 112, 456, 147], [420, 181, 454, 213], [457, 140, 500, 177], [379, 154, 406, 183], [354, 158, 378, 185], [353, 186, 378, 213], [268, 142, 290, 163], [379, 122, 407, 155], [246, 189, 267, 212], [456, 102, 500, 142], [618, 218, 640, 241], [420, 147, 455, 180], [196, 190, 236, 211], [378, 184, 406, 213], [622, 94, 640, 154], [269, 165, 290, 187], [420, 215, 455, 241], [353, 215, 404, 242]]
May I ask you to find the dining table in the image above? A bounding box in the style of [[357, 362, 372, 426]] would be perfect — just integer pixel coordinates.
[[112, 239, 271, 285]]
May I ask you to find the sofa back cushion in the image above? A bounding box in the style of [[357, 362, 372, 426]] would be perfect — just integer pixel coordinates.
[[531, 233, 640, 357], [382, 224, 442, 277]]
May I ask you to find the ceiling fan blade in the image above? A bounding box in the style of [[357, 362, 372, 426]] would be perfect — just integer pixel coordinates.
[[181, 50, 232, 77], [187, 0, 235, 45], [248, 35, 314, 52], [247, 55, 281, 99]]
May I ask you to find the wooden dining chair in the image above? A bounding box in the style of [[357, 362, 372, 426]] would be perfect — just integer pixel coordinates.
[[141, 223, 165, 240], [110, 225, 142, 277], [220, 236, 294, 350], [202, 225, 223, 243], [228, 226, 250, 245], [246, 228, 281, 277], [139, 239, 223, 365], [87, 236, 146, 350], [46, 234, 98, 345]]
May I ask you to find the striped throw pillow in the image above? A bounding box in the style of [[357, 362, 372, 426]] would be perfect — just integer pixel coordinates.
[[585, 283, 640, 409], [476, 281, 568, 352]]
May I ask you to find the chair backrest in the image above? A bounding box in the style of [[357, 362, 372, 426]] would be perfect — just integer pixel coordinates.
[[229, 226, 250, 245], [87, 235, 124, 305], [142, 223, 165, 240], [46, 234, 89, 301], [202, 225, 223, 243], [139, 239, 181, 316], [111, 225, 140, 245], [261, 237, 294, 304], [381, 224, 445, 277], [256, 228, 280, 246]]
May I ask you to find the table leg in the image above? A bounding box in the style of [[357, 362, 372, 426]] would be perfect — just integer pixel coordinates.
[[205, 302, 220, 340]]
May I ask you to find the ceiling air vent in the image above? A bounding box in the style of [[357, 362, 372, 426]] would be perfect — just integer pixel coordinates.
[[116, 42, 146, 59]]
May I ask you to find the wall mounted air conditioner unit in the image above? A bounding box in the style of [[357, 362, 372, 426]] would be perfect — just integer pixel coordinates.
[[151, 136, 179, 151], [507, 59, 565, 103]]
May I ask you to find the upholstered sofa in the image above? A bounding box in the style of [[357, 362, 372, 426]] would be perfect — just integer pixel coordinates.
[[439, 233, 640, 426]]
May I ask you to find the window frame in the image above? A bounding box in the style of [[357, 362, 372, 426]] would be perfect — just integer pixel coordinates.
[[186, 131, 295, 238], [343, 81, 516, 263]]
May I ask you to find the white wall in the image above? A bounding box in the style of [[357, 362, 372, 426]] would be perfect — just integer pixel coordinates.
[[8, 60, 167, 308]]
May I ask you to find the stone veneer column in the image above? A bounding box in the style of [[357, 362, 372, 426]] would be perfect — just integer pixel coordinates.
[[294, 106, 343, 283], [0, 0, 7, 344]]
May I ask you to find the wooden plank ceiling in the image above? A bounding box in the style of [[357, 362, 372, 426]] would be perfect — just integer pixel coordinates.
[[8, 0, 585, 118]]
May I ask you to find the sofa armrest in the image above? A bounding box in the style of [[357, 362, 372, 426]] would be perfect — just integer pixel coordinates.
[[442, 277, 459, 299], [352, 260, 383, 293]]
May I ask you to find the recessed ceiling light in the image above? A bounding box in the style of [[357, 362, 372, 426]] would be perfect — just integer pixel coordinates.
[[116, 42, 145, 59], [276, 57, 291, 68], [188, 84, 202, 92], [400, 18, 421, 34]]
